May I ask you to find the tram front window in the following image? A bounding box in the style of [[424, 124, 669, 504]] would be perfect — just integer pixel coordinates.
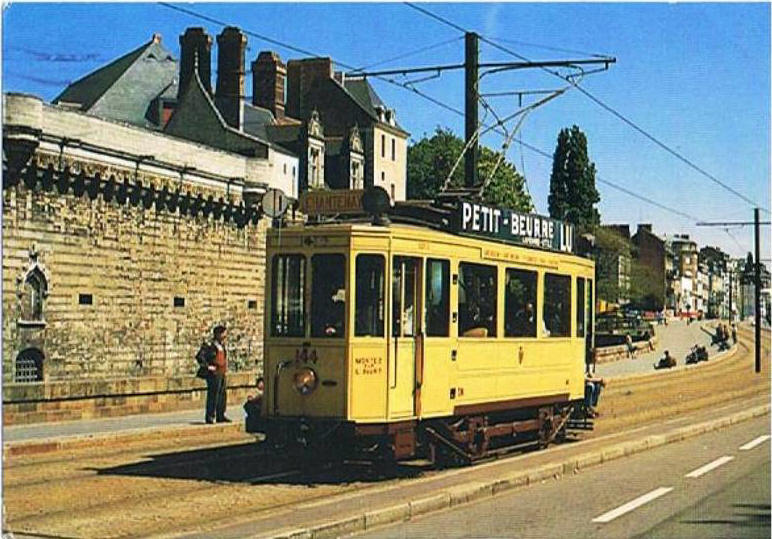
[[544, 273, 571, 337], [311, 254, 346, 338], [271, 254, 306, 337], [355, 255, 385, 337], [458, 263, 497, 338]]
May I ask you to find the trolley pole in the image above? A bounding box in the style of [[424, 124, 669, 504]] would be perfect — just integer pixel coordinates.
[[754, 207, 761, 373], [465, 32, 479, 188]]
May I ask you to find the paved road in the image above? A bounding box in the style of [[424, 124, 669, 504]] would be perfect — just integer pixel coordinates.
[[359, 415, 770, 538], [596, 318, 726, 379]]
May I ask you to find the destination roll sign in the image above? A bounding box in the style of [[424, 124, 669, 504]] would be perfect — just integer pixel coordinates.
[[454, 201, 574, 254]]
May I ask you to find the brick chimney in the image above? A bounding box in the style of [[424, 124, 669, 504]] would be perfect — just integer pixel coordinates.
[[286, 57, 333, 119], [252, 51, 286, 119], [215, 27, 247, 129], [638, 224, 653, 234], [178, 28, 212, 99]]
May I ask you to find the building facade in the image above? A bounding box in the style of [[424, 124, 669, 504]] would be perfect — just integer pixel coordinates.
[[3, 92, 276, 423]]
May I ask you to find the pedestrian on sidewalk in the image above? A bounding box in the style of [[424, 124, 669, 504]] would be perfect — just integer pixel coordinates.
[[625, 334, 635, 359], [732, 324, 738, 344], [205, 324, 231, 424]]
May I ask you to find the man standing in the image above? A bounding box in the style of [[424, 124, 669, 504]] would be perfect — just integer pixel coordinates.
[[205, 325, 231, 424]]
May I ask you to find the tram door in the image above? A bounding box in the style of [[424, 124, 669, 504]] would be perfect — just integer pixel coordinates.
[[389, 256, 423, 419]]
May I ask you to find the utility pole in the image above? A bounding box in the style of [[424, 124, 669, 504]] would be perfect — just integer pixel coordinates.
[[754, 208, 761, 373], [465, 32, 479, 188], [728, 268, 733, 324], [696, 214, 771, 373]]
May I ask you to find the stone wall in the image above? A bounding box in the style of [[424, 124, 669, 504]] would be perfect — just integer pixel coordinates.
[[3, 181, 267, 385]]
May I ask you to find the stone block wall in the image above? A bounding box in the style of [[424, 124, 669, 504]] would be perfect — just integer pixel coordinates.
[[3, 180, 267, 396]]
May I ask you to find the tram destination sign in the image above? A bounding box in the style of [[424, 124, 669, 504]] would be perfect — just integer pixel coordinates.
[[453, 201, 575, 254]]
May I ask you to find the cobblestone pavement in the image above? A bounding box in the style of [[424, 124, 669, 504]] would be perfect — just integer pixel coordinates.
[[595, 318, 727, 379]]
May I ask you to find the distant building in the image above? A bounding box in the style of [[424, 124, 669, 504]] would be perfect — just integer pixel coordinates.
[[666, 234, 699, 313], [596, 224, 631, 306], [699, 245, 730, 319], [53, 27, 410, 201], [631, 224, 667, 311]]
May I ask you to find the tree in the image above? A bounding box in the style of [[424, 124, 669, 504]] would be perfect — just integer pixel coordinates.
[[407, 127, 532, 211], [629, 261, 665, 311], [548, 125, 600, 230]]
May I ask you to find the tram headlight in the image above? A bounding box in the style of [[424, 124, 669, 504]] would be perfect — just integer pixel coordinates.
[[293, 367, 318, 395]]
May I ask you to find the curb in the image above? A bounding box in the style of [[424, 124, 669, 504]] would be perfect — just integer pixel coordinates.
[[4, 420, 246, 457], [267, 403, 769, 539]]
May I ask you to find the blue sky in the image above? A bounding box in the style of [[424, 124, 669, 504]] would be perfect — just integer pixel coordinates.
[[3, 2, 769, 259]]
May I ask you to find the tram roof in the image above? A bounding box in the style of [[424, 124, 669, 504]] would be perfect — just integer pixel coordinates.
[[271, 217, 594, 267]]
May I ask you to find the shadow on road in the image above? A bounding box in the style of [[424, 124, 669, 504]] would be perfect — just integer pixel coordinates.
[[92, 441, 426, 485], [681, 503, 770, 528]]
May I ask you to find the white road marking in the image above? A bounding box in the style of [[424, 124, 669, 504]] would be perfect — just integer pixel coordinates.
[[685, 455, 734, 478], [592, 487, 673, 523], [739, 435, 771, 451], [245, 469, 302, 482]]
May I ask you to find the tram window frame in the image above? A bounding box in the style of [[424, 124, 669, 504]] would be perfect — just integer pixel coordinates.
[[425, 258, 450, 337], [458, 262, 498, 338], [270, 254, 306, 338], [310, 253, 347, 338], [392, 256, 420, 338], [543, 273, 571, 338], [355, 254, 385, 337], [504, 268, 538, 338], [577, 277, 586, 337]]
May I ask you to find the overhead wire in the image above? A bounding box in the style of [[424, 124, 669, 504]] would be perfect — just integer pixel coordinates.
[[158, 1, 709, 225], [403, 2, 769, 214]]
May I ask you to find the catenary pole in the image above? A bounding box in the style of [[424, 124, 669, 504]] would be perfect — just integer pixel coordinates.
[[755, 208, 761, 373], [465, 32, 479, 188]]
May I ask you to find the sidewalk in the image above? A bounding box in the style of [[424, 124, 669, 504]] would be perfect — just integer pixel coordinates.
[[596, 318, 724, 378], [2, 407, 244, 444]]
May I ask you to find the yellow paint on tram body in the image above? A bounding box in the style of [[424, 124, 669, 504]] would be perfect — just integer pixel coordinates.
[[263, 222, 594, 425]]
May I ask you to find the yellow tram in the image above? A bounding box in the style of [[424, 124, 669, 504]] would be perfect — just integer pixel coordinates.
[[250, 190, 595, 463]]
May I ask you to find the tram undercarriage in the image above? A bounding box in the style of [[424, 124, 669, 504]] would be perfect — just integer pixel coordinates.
[[249, 400, 591, 466]]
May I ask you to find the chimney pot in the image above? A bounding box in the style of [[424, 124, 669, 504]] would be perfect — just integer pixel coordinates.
[[178, 27, 212, 98], [216, 27, 247, 129], [252, 50, 286, 119]]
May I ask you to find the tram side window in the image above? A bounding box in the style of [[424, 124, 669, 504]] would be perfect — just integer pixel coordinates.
[[425, 259, 450, 337], [271, 254, 306, 337], [355, 255, 385, 337], [504, 268, 538, 337], [544, 273, 571, 338], [311, 254, 346, 338], [577, 277, 586, 337], [458, 263, 497, 338]]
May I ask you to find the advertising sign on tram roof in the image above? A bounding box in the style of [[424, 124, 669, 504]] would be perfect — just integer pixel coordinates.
[[453, 200, 575, 254]]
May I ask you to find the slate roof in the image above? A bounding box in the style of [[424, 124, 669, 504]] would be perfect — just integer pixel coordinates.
[[242, 103, 275, 141], [342, 77, 407, 134], [53, 36, 177, 128]]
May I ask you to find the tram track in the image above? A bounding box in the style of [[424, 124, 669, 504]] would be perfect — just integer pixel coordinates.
[[3, 330, 769, 538]]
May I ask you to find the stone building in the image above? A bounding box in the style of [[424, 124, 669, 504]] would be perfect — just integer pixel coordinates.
[[666, 234, 699, 313], [2, 92, 275, 424], [631, 224, 668, 311], [596, 224, 631, 305]]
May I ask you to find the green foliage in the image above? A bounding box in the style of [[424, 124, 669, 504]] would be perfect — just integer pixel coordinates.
[[548, 125, 600, 230], [629, 260, 665, 311], [407, 127, 532, 211]]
